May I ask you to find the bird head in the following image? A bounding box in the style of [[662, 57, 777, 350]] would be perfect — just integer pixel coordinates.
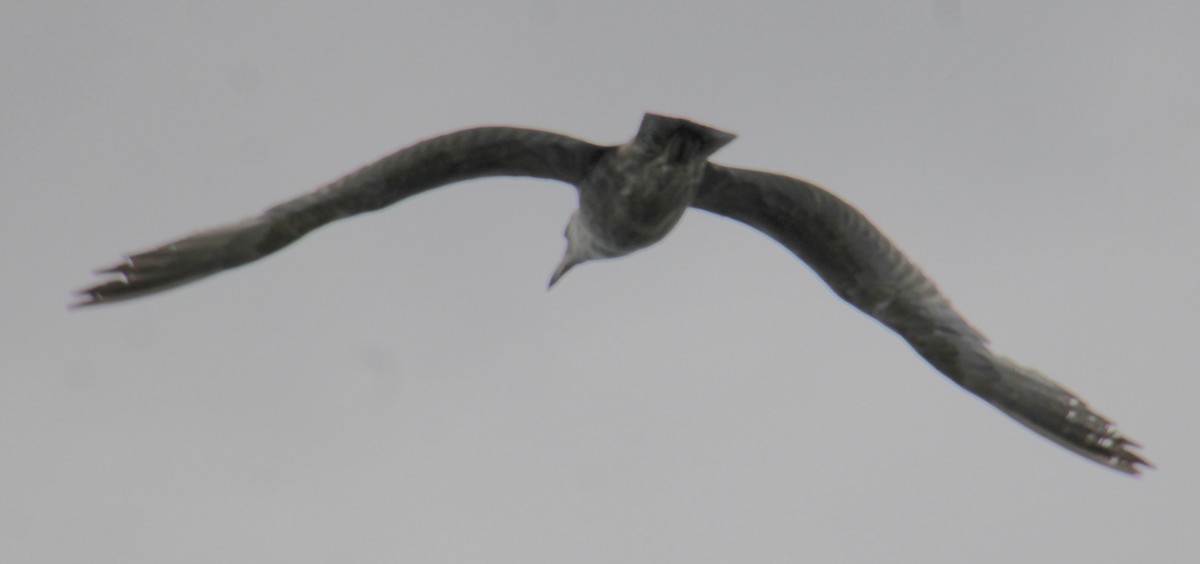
[[548, 211, 598, 288]]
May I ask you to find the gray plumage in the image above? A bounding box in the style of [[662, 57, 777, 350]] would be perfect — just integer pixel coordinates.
[[76, 113, 1150, 474]]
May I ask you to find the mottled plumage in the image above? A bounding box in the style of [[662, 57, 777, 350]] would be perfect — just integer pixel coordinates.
[[77, 113, 1149, 474]]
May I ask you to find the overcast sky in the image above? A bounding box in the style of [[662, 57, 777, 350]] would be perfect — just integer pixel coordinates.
[[4, 1, 1198, 562]]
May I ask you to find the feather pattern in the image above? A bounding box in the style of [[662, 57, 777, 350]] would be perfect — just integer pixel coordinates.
[[75, 114, 1149, 474]]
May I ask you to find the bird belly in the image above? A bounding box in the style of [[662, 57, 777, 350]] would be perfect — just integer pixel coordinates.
[[580, 182, 691, 256]]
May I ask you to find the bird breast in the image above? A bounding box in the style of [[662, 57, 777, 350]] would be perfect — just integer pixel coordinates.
[[575, 153, 705, 256]]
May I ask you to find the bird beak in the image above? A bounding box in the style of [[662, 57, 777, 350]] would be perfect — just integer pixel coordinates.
[[548, 258, 575, 289]]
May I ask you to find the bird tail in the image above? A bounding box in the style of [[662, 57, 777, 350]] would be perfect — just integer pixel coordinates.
[[636, 113, 737, 160], [958, 350, 1151, 474], [73, 215, 293, 307]]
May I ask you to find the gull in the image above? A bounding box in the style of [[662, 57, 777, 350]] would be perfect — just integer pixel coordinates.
[[76, 113, 1150, 474]]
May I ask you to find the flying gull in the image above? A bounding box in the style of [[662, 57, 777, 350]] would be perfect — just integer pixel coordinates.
[[76, 113, 1150, 474]]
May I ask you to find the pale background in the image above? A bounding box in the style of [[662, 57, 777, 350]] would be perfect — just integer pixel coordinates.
[[4, 1, 1198, 562]]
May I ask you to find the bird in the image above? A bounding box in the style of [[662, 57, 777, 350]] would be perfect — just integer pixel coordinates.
[[76, 113, 1150, 474]]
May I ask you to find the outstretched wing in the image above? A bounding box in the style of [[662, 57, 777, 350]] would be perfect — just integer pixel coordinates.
[[693, 163, 1150, 474], [76, 127, 608, 306]]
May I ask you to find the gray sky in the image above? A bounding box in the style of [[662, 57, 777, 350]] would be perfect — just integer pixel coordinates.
[[4, 1, 1198, 562]]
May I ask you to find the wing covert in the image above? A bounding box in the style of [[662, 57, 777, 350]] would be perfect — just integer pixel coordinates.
[[264, 126, 607, 235], [694, 164, 982, 346]]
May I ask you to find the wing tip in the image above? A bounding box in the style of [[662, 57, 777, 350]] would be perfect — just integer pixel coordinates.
[[1098, 432, 1153, 476]]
